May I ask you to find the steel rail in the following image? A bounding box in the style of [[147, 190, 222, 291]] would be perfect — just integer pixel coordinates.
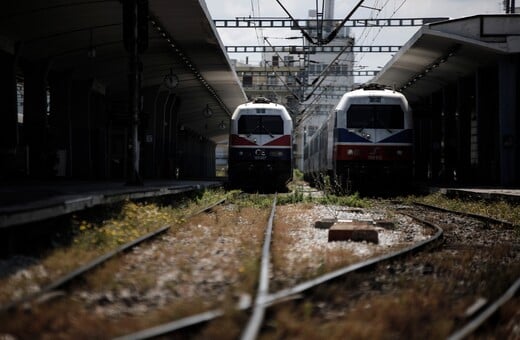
[[447, 276, 520, 340], [113, 307, 243, 340], [0, 198, 227, 313], [113, 210, 443, 339], [241, 195, 277, 340], [113, 309, 226, 340]]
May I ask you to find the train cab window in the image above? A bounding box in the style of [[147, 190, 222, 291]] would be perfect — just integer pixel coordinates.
[[375, 105, 404, 128], [347, 106, 372, 128], [238, 114, 284, 135], [347, 105, 404, 129]]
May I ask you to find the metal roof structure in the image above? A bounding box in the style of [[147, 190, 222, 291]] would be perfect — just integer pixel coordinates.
[[0, 0, 247, 144], [373, 14, 520, 102]]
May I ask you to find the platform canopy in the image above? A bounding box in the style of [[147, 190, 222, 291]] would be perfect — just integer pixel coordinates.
[[373, 15, 520, 102], [0, 0, 246, 144]]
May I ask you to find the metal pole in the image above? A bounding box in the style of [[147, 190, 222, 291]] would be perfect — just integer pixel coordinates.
[[127, 0, 142, 185]]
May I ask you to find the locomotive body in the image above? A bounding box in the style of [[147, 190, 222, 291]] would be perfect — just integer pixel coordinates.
[[304, 85, 413, 190], [228, 98, 293, 190]]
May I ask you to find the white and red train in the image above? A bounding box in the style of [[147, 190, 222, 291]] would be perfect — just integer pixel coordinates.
[[228, 97, 293, 190], [303, 84, 413, 190]]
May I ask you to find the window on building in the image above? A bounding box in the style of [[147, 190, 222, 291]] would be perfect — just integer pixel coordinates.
[[272, 55, 279, 67], [242, 75, 253, 87]]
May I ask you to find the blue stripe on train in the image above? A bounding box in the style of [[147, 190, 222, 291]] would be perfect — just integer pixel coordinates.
[[335, 128, 412, 144], [379, 129, 413, 143], [335, 129, 370, 143]]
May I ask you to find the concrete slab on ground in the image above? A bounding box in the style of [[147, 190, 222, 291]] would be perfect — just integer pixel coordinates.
[[328, 220, 379, 244]]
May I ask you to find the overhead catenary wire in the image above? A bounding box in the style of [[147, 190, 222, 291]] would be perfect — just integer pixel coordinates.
[[355, 0, 409, 72], [301, 38, 356, 102], [251, 1, 410, 110], [275, 0, 366, 45], [250, 0, 264, 49], [262, 37, 302, 101]]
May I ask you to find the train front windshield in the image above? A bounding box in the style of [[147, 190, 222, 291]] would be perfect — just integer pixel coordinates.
[[238, 115, 284, 135], [347, 105, 404, 129]]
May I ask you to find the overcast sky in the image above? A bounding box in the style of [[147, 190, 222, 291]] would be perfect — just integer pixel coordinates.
[[204, 0, 504, 81]]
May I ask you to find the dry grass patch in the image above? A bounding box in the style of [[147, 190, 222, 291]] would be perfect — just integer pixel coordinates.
[[69, 204, 266, 337], [263, 284, 455, 340]]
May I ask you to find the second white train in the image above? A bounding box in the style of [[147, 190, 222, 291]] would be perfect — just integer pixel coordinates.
[[303, 84, 413, 190]]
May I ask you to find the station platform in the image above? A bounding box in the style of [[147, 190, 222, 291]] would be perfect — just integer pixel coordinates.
[[0, 179, 223, 228], [436, 187, 520, 204]]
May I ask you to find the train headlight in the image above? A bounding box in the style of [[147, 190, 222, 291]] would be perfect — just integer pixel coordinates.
[[347, 149, 354, 156], [396, 150, 403, 156], [238, 151, 244, 156]]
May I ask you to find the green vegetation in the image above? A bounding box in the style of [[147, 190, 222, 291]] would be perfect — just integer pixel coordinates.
[[281, 170, 369, 208], [226, 190, 275, 208], [278, 189, 368, 207], [71, 200, 178, 251], [70, 188, 227, 251]]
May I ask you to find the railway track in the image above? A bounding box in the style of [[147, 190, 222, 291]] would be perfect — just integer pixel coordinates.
[[410, 202, 520, 340], [114, 197, 444, 339], [1, 194, 517, 339]]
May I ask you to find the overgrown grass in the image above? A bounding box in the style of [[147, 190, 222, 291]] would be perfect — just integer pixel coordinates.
[[226, 190, 275, 209], [68, 188, 227, 253], [283, 170, 370, 208]]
